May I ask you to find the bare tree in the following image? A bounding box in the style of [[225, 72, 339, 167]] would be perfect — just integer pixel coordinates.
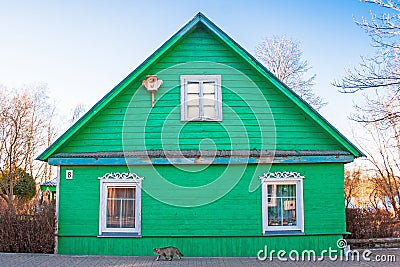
[[344, 165, 380, 210], [334, 0, 400, 217], [0, 83, 57, 211], [362, 119, 400, 217], [345, 168, 362, 208], [351, 92, 400, 216], [334, 0, 400, 93], [343, 86, 400, 215], [70, 103, 86, 124], [255, 35, 327, 110]]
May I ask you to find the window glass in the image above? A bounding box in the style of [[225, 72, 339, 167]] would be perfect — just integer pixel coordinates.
[[187, 106, 200, 120], [267, 184, 296, 227], [186, 81, 216, 119], [187, 94, 200, 105], [187, 82, 199, 93], [202, 82, 215, 94], [202, 94, 215, 106], [203, 106, 216, 118], [106, 187, 136, 228]]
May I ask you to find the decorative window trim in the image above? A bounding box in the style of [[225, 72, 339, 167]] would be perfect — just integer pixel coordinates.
[[259, 171, 304, 181], [98, 172, 144, 181], [260, 171, 304, 233], [99, 173, 143, 236], [180, 75, 222, 121]]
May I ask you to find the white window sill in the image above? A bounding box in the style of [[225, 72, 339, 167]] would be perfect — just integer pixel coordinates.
[[97, 233, 142, 238], [263, 230, 304, 236]]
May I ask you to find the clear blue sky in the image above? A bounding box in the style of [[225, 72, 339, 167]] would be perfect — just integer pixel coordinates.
[[0, 0, 382, 141]]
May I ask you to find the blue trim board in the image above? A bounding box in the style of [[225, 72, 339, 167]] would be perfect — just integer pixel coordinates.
[[48, 155, 355, 166]]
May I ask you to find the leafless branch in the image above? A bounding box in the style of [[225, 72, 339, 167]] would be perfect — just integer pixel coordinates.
[[255, 35, 327, 110]]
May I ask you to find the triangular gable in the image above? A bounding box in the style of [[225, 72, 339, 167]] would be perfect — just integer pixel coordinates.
[[38, 12, 364, 161]]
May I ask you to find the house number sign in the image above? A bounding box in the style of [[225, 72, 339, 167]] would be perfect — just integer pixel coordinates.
[[66, 170, 73, 180]]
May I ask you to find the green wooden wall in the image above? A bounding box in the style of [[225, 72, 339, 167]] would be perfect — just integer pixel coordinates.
[[57, 163, 345, 255], [56, 24, 345, 154]]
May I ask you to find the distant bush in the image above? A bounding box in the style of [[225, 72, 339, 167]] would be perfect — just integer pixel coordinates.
[[13, 170, 36, 201], [0, 203, 55, 253], [345, 208, 400, 239]]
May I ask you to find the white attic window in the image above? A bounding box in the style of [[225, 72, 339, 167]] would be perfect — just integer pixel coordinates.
[[180, 75, 222, 121]]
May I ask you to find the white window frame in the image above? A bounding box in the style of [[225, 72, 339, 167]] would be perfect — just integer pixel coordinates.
[[260, 172, 304, 233], [180, 75, 222, 121], [98, 173, 143, 235]]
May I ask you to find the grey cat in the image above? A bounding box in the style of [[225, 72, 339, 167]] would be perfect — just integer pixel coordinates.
[[153, 246, 184, 261]]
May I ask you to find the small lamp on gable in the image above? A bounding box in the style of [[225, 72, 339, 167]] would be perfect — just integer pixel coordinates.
[[142, 75, 163, 107]]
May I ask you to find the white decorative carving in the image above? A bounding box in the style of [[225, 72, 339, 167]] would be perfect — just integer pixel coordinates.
[[259, 171, 304, 181], [98, 172, 144, 181]]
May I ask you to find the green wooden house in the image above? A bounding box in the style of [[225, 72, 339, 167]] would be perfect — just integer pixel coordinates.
[[40, 179, 56, 202], [38, 13, 363, 256]]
